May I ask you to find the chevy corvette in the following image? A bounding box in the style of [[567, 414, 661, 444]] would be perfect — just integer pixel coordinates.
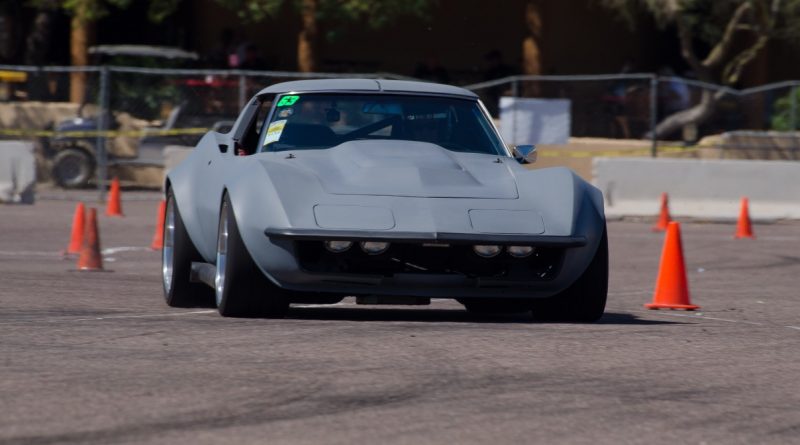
[[161, 79, 607, 320]]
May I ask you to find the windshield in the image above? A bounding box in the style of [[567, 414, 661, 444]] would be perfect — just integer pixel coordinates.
[[258, 94, 505, 155]]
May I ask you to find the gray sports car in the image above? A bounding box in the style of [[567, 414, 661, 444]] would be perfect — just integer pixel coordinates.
[[162, 79, 607, 320]]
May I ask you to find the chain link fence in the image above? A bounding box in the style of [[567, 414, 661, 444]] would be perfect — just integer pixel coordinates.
[[0, 65, 413, 200], [1, 65, 798, 200], [467, 74, 799, 154]]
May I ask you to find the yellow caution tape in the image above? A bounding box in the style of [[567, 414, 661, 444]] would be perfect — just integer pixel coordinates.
[[0, 71, 27, 82], [0, 127, 209, 138], [0, 128, 702, 158], [539, 145, 700, 158]]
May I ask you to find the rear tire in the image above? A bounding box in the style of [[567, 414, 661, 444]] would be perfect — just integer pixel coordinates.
[[52, 147, 94, 189], [215, 193, 289, 318], [162, 190, 214, 307], [531, 226, 609, 322]]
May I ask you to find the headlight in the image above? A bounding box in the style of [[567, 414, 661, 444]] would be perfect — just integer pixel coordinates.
[[324, 240, 353, 253], [360, 241, 390, 255], [473, 245, 502, 258], [507, 245, 534, 258]]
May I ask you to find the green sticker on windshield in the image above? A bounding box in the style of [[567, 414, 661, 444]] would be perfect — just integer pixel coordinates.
[[277, 95, 299, 107]]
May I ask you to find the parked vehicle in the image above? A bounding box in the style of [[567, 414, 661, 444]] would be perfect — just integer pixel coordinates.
[[45, 45, 232, 188]]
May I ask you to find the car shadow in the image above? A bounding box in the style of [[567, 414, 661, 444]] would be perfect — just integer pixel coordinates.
[[595, 312, 682, 325], [284, 307, 682, 325]]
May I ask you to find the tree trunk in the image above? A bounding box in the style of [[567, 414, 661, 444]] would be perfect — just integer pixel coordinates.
[[69, 2, 93, 104], [648, 89, 723, 139], [24, 9, 54, 65], [24, 8, 55, 100], [297, 0, 317, 72], [522, 0, 543, 96]]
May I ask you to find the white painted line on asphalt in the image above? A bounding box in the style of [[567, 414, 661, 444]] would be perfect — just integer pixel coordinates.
[[0, 309, 218, 325], [690, 315, 764, 326], [71, 310, 216, 321], [101, 246, 152, 255], [0, 246, 153, 257], [618, 307, 800, 332], [624, 308, 764, 325], [614, 307, 753, 325]]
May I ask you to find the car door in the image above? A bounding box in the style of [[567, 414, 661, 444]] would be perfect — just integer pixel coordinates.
[[192, 98, 266, 258]]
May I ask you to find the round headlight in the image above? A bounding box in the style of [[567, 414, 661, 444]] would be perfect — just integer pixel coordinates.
[[507, 245, 534, 258], [473, 245, 502, 258], [360, 241, 390, 255], [324, 240, 353, 253]]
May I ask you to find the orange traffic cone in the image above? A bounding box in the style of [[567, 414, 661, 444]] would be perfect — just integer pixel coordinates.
[[66, 202, 86, 255], [151, 200, 167, 250], [106, 177, 124, 217], [734, 197, 755, 239], [652, 192, 671, 232], [645, 221, 699, 310], [77, 208, 104, 271]]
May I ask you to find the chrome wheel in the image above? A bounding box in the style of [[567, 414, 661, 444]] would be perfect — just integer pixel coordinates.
[[162, 198, 176, 294], [215, 203, 229, 307]]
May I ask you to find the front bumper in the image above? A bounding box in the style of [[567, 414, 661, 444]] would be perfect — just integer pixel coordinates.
[[258, 228, 591, 299], [265, 227, 587, 247]]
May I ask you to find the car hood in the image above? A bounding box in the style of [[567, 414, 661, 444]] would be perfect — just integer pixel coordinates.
[[260, 140, 518, 199]]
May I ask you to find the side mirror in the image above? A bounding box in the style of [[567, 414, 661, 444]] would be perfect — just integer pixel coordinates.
[[218, 143, 228, 154], [513, 144, 537, 164]]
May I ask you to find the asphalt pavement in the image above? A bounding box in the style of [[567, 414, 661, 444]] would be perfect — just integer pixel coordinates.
[[1, 193, 798, 444]]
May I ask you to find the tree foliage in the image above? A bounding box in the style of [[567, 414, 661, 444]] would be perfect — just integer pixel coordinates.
[[212, 0, 434, 28], [771, 87, 800, 130], [212, 0, 435, 71], [601, 0, 800, 85], [600, 0, 800, 138], [52, 0, 180, 23]]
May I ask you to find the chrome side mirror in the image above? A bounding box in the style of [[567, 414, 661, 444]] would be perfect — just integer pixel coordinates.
[[513, 144, 537, 164]]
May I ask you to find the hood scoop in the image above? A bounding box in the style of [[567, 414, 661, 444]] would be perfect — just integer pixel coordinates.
[[293, 141, 518, 199]]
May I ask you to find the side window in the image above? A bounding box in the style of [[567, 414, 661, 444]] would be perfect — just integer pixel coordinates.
[[257, 94, 293, 151], [236, 96, 273, 156]]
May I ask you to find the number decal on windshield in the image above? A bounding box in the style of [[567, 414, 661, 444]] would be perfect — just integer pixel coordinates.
[[277, 95, 300, 107]]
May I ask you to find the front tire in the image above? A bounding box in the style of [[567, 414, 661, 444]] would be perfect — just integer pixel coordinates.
[[531, 226, 609, 322], [215, 193, 289, 318], [162, 190, 213, 307]]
